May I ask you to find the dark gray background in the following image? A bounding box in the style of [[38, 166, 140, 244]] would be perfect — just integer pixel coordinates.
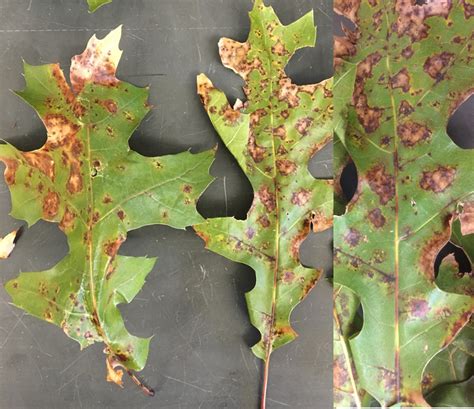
[[0, 1, 333, 408]]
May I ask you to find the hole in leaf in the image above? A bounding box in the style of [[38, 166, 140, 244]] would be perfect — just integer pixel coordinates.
[[233, 262, 260, 347], [300, 228, 333, 277], [197, 145, 253, 220], [333, 13, 356, 36], [353, 304, 364, 337], [309, 141, 332, 179], [340, 160, 358, 203], [435, 242, 471, 275], [447, 94, 474, 149]]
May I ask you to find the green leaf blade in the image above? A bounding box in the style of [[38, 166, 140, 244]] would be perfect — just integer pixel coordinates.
[[0, 26, 214, 388], [334, 0, 474, 406], [87, 0, 112, 13], [194, 1, 333, 365]]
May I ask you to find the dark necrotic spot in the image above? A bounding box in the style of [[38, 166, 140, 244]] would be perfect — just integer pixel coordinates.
[[344, 228, 362, 247], [423, 52, 454, 82], [397, 121, 431, 147], [368, 208, 386, 228], [366, 164, 395, 204], [420, 166, 456, 193]]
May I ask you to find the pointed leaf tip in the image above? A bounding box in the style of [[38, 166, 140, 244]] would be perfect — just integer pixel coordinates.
[[0, 230, 18, 259], [70, 27, 123, 94], [87, 0, 112, 13]]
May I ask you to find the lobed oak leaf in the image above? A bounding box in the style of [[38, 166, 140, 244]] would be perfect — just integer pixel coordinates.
[[0, 26, 214, 390], [194, 0, 333, 405]]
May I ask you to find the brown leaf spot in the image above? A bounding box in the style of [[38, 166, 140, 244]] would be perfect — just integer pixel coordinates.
[[197, 76, 214, 107], [44, 310, 53, 322], [296, 117, 314, 136], [290, 229, 309, 261], [394, 0, 452, 42], [419, 224, 451, 280], [220, 105, 241, 125], [368, 208, 386, 228], [398, 100, 414, 116], [59, 208, 76, 231], [408, 298, 430, 318], [257, 186, 276, 213], [354, 53, 384, 133], [463, 0, 474, 18], [271, 41, 288, 56], [401, 45, 414, 59], [103, 195, 113, 204], [291, 189, 311, 206], [333, 354, 349, 391], [373, 9, 383, 28], [101, 99, 118, 113], [459, 201, 474, 235], [104, 236, 125, 258], [276, 159, 296, 175], [23, 152, 55, 180], [1, 158, 19, 185], [218, 39, 257, 78], [334, 36, 356, 67], [282, 271, 295, 284], [248, 132, 266, 163], [106, 125, 114, 137], [67, 162, 83, 194], [301, 275, 319, 298], [442, 311, 472, 347], [278, 78, 300, 108], [397, 121, 431, 147], [44, 114, 81, 147], [390, 68, 410, 92], [420, 166, 456, 193], [117, 210, 125, 221], [195, 229, 210, 245], [245, 228, 255, 239], [257, 215, 271, 228], [422, 373, 434, 390], [273, 125, 287, 140], [250, 109, 267, 127], [310, 210, 333, 233], [366, 164, 395, 204], [84, 331, 94, 340], [43, 191, 60, 219], [344, 228, 362, 247], [51, 65, 76, 105], [423, 52, 455, 82]]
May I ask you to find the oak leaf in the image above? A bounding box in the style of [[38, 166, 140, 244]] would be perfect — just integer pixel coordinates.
[[194, 0, 332, 406], [0, 27, 214, 390], [87, 0, 111, 12], [334, 0, 474, 406]]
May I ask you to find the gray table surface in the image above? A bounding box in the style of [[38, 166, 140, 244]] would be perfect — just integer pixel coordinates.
[[0, 1, 333, 408]]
